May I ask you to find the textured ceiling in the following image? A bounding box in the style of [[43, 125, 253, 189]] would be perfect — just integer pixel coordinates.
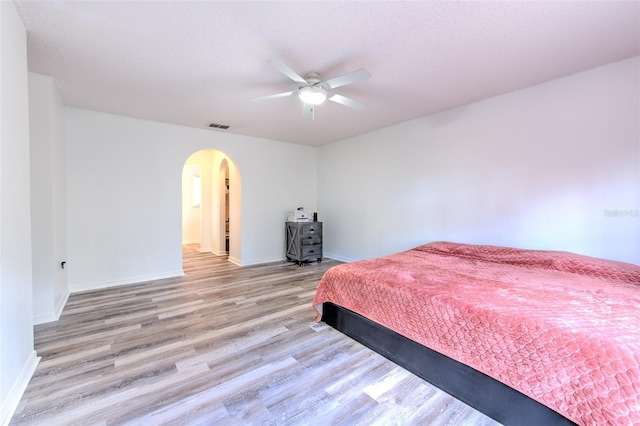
[[14, 1, 640, 146]]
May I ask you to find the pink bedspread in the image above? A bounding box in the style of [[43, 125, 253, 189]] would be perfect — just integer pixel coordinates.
[[313, 242, 640, 425]]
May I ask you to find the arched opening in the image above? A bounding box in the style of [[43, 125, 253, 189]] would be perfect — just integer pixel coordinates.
[[181, 149, 240, 262], [220, 159, 229, 254]]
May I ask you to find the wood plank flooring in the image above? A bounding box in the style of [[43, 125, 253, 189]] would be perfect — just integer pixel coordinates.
[[11, 245, 501, 426]]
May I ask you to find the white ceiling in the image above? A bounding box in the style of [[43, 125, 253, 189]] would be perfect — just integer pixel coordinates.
[[14, 1, 640, 146]]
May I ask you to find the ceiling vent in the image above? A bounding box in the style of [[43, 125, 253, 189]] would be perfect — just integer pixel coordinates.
[[208, 123, 230, 129]]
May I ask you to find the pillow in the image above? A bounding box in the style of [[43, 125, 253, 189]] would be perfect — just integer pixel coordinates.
[[413, 241, 640, 284], [412, 241, 556, 269], [551, 251, 640, 285]]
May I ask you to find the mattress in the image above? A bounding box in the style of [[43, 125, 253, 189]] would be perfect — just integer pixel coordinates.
[[312, 242, 640, 425]]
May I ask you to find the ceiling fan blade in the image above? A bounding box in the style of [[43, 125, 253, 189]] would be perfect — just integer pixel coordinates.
[[251, 91, 295, 102], [328, 94, 366, 110], [324, 69, 371, 89], [270, 60, 308, 84]]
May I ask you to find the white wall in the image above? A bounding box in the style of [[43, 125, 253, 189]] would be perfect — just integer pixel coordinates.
[[0, 3, 39, 424], [181, 164, 201, 244], [28, 73, 68, 324], [318, 57, 640, 265], [65, 109, 316, 291]]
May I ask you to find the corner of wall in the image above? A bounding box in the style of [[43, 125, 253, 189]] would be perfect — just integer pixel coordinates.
[[33, 290, 70, 325], [1, 2, 38, 424], [0, 351, 39, 426]]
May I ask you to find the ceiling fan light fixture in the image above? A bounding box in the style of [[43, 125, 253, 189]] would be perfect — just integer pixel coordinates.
[[298, 86, 327, 105]]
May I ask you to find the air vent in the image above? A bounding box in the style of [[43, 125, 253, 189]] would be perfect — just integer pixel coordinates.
[[208, 123, 230, 129]]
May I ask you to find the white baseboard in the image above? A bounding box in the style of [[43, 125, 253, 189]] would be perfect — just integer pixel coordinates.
[[33, 290, 70, 325], [321, 252, 356, 263], [70, 270, 185, 293], [33, 312, 56, 325], [227, 255, 242, 266], [0, 350, 40, 426], [54, 290, 70, 319], [231, 255, 285, 267]]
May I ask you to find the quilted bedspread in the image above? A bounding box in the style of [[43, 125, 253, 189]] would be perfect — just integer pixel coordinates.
[[312, 242, 640, 425]]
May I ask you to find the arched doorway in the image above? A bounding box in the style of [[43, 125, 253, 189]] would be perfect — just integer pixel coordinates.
[[181, 149, 240, 262], [220, 159, 229, 254]]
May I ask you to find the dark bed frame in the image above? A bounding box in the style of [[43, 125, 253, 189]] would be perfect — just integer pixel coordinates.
[[322, 302, 577, 426]]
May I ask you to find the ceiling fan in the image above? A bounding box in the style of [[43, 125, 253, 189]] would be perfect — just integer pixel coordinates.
[[253, 60, 371, 118]]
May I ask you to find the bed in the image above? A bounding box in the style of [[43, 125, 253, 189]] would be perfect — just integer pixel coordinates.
[[312, 242, 640, 426]]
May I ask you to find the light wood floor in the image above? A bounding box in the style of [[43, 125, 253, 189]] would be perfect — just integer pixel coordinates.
[[11, 245, 500, 426]]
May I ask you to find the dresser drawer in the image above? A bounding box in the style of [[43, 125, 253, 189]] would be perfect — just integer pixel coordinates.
[[301, 235, 321, 246], [302, 245, 322, 258], [300, 222, 322, 237]]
